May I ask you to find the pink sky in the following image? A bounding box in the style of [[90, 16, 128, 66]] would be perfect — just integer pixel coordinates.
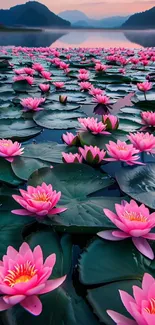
[[1, 0, 155, 18]]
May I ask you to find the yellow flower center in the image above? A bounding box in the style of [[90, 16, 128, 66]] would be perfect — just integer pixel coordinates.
[[123, 211, 147, 222], [116, 145, 128, 151], [32, 191, 50, 202], [1, 142, 10, 147], [4, 261, 37, 287], [145, 298, 155, 314]]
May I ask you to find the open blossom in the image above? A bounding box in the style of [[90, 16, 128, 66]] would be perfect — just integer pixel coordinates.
[[39, 83, 50, 92], [59, 62, 69, 70], [141, 111, 155, 127], [95, 63, 108, 71], [62, 132, 79, 146], [79, 82, 92, 91], [41, 71, 52, 80], [79, 145, 106, 164], [14, 68, 25, 75], [62, 152, 83, 163], [13, 76, 34, 85], [0, 139, 24, 162], [79, 69, 88, 74], [107, 273, 155, 325], [102, 114, 119, 130], [93, 94, 110, 105], [128, 132, 155, 153], [20, 97, 45, 112], [53, 82, 65, 89], [78, 73, 89, 81], [0, 242, 66, 315], [105, 140, 142, 165], [89, 87, 104, 96], [23, 67, 35, 75], [12, 182, 67, 217], [137, 81, 152, 92], [78, 117, 110, 135], [32, 63, 44, 73], [98, 199, 155, 259]]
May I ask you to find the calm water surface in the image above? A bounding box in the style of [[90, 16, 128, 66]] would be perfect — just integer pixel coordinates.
[[0, 29, 155, 48]]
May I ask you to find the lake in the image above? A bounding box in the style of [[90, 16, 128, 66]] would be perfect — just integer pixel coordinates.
[[0, 29, 155, 48]]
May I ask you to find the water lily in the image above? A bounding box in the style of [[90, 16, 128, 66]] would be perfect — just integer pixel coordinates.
[[102, 114, 119, 130], [98, 199, 155, 259], [62, 132, 79, 146], [105, 140, 143, 165], [39, 83, 50, 92], [53, 82, 65, 89], [62, 152, 83, 163], [107, 273, 155, 324], [141, 111, 155, 127], [78, 117, 110, 135], [0, 242, 66, 315], [128, 132, 155, 153], [0, 139, 24, 162], [20, 97, 45, 112], [12, 182, 67, 217], [79, 145, 106, 164]]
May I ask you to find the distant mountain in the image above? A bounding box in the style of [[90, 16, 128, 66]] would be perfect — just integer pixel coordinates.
[[59, 10, 129, 28], [122, 6, 155, 29], [59, 10, 89, 24], [0, 1, 70, 28]]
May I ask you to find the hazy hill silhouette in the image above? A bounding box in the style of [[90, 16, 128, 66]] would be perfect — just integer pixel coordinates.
[[122, 6, 155, 29], [0, 1, 70, 28]]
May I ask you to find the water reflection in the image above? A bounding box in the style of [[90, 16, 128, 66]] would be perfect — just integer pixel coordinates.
[[0, 30, 67, 47], [124, 30, 155, 48], [0, 29, 155, 48]]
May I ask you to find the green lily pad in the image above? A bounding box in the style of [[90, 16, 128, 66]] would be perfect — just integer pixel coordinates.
[[33, 110, 85, 129], [0, 118, 42, 140], [27, 164, 119, 233]]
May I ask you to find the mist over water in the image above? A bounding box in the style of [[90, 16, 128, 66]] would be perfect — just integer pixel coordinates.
[[0, 29, 155, 48]]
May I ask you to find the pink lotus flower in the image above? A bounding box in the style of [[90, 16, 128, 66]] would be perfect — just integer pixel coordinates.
[[59, 95, 67, 104], [79, 82, 92, 91], [78, 73, 89, 81], [95, 63, 108, 72], [89, 87, 104, 96], [79, 145, 106, 164], [23, 67, 35, 76], [102, 114, 119, 130], [128, 132, 155, 153], [78, 117, 110, 135], [62, 132, 79, 146], [14, 68, 25, 75], [53, 82, 65, 89], [0, 139, 24, 162], [141, 111, 155, 127], [79, 69, 88, 74], [105, 140, 142, 165], [41, 71, 52, 80], [12, 182, 67, 217], [137, 81, 152, 92], [32, 63, 44, 73], [0, 242, 66, 315], [20, 97, 45, 112], [59, 62, 69, 70], [107, 273, 155, 324], [39, 84, 50, 92], [98, 199, 155, 259], [13, 76, 34, 85], [62, 152, 83, 163], [93, 94, 110, 105]]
